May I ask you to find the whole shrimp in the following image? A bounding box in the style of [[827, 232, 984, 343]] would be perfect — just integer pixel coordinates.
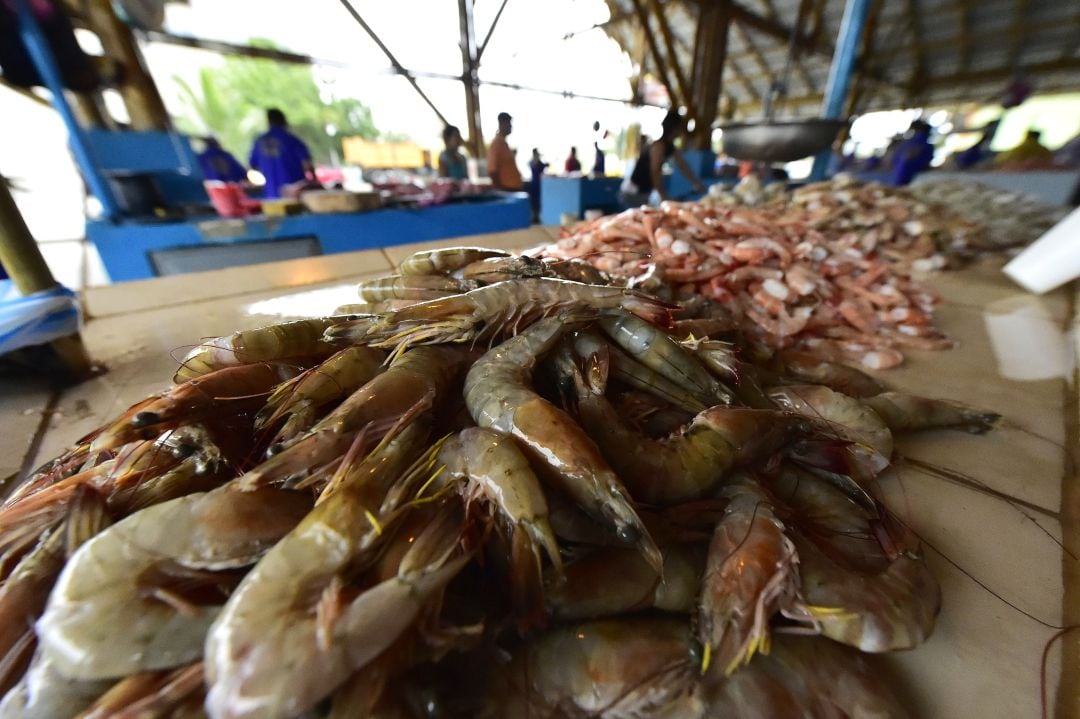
[[764, 466, 941, 652], [437, 427, 562, 626], [254, 345, 386, 442], [36, 486, 312, 680], [698, 478, 798, 675], [356, 274, 476, 302], [397, 246, 510, 276], [174, 318, 339, 383], [93, 361, 303, 451], [564, 350, 806, 505], [463, 315, 662, 572], [205, 488, 471, 719], [477, 617, 698, 718], [325, 278, 673, 353]]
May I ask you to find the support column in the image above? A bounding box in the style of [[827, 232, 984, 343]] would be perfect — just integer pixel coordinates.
[[458, 0, 485, 159], [82, 0, 169, 131], [687, 0, 730, 150], [809, 0, 871, 180], [0, 178, 93, 380]]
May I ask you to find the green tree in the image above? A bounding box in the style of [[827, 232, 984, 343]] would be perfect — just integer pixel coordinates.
[[173, 39, 380, 165]]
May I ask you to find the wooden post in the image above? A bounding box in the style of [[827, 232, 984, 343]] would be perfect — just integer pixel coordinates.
[[67, 91, 107, 128], [82, 0, 170, 131], [687, 0, 730, 149], [458, 0, 485, 159], [630, 0, 680, 108], [0, 177, 93, 379]]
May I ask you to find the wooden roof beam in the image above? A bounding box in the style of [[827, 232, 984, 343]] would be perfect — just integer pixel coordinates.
[[630, 0, 682, 107], [732, 23, 776, 89], [926, 56, 1080, 85], [957, 0, 971, 73], [647, 0, 693, 111], [728, 2, 895, 87], [757, 0, 818, 94], [1006, 0, 1032, 70]]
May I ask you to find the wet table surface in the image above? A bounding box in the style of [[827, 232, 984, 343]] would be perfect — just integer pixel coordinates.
[[2, 227, 1077, 718]]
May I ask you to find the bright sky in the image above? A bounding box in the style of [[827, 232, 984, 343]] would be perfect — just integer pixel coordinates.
[[142, 0, 665, 164]]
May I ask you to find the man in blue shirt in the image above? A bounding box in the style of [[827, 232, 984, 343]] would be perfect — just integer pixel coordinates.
[[249, 108, 313, 198], [197, 137, 247, 183]]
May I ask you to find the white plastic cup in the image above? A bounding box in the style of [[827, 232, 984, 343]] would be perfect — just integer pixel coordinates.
[[1002, 206, 1080, 294]]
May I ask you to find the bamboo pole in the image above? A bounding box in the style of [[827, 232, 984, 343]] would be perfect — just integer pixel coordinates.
[[0, 177, 93, 380]]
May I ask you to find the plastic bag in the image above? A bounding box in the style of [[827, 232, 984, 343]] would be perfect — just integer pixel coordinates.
[[0, 280, 80, 356]]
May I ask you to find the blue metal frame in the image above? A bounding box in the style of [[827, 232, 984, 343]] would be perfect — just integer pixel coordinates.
[[809, 0, 871, 181], [15, 0, 122, 218]]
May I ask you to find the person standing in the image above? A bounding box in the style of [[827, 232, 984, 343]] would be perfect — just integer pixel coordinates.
[[564, 146, 581, 174], [198, 137, 247, 183], [249, 108, 314, 199], [528, 148, 548, 224], [486, 112, 522, 190], [619, 110, 704, 206], [591, 120, 607, 178], [888, 120, 934, 186], [438, 125, 468, 179]]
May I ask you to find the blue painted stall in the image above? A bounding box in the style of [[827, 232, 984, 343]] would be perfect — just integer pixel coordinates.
[[538, 177, 623, 225], [89, 195, 531, 282]]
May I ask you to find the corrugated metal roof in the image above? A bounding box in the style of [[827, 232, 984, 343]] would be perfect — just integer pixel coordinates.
[[602, 0, 1080, 119]]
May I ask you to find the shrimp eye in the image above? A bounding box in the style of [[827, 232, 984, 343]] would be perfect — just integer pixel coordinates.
[[688, 639, 706, 666], [266, 443, 284, 457], [132, 411, 161, 427], [616, 524, 640, 544]]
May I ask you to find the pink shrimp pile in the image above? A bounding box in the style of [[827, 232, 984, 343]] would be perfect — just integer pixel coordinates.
[[541, 199, 954, 370]]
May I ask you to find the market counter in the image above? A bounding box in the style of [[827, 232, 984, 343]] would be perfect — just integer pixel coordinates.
[[1, 229, 1076, 718], [87, 194, 531, 282]]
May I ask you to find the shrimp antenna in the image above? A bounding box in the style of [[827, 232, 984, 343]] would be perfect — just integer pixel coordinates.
[[898, 456, 1072, 560]]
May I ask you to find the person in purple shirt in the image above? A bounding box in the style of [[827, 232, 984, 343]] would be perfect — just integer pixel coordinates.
[[198, 137, 247, 183], [248, 108, 313, 198]]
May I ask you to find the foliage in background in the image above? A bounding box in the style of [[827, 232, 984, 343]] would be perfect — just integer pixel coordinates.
[[173, 39, 379, 164]]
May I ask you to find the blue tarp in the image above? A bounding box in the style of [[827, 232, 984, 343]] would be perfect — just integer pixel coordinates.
[[0, 280, 80, 355]]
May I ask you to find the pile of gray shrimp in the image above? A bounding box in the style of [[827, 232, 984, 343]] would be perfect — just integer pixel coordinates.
[[0, 247, 1000, 718]]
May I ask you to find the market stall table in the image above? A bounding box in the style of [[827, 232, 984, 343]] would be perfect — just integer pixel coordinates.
[[1, 228, 1076, 718], [87, 194, 531, 282]]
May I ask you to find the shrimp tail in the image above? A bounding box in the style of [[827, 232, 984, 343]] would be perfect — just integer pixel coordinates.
[[509, 526, 547, 633]]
